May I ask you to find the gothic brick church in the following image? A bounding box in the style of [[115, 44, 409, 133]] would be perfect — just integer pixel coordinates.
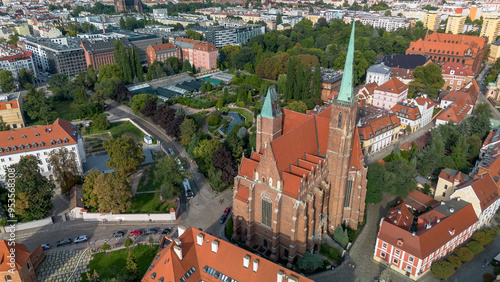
[[232, 23, 368, 265]]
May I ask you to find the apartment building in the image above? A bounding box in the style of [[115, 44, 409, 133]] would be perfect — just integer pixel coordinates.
[[0, 93, 25, 129], [146, 43, 179, 66], [190, 25, 265, 48], [422, 11, 441, 31], [441, 62, 475, 90], [174, 38, 218, 71], [445, 14, 466, 34], [480, 16, 500, 43], [372, 77, 409, 111], [0, 43, 37, 80], [357, 105, 401, 155], [80, 38, 133, 72], [345, 15, 408, 32]]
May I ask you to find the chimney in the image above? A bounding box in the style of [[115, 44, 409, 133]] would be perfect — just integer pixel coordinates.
[[196, 233, 204, 246], [174, 245, 182, 260], [412, 232, 416, 237], [288, 276, 299, 282], [426, 223, 432, 230], [211, 240, 219, 253], [397, 209, 401, 214], [277, 270, 285, 282], [243, 255, 250, 268], [178, 226, 186, 237], [253, 259, 259, 272]]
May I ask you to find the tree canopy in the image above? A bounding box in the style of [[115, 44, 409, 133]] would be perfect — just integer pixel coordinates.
[[103, 135, 145, 175]]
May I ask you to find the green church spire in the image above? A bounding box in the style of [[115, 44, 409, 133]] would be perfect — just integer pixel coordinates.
[[337, 21, 356, 103], [260, 85, 281, 119]]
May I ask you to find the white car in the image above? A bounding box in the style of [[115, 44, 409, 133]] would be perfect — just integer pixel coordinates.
[[74, 235, 88, 243]]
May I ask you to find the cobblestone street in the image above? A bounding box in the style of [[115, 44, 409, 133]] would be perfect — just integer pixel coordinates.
[[36, 249, 92, 282]]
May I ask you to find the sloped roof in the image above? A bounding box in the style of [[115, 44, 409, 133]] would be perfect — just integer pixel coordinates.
[[142, 227, 312, 282], [378, 54, 429, 70], [457, 174, 500, 211], [391, 67, 414, 80], [391, 102, 421, 121], [350, 126, 364, 170], [0, 118, 77, 156], [386, 204, 414, 230], [149, 42, 176, 53], [367, 63, 391, 75], [414, 94, 436, 109], [175, 37, 217, 52], [0, 240, 31, 272], [375, 77, 408, 94], [441, 62, 475, 76], [436, 98, 472, 124], [438, 168, 471, 184], [235, 184, 249, 203], [402, 190, 439, 212], [358, 111, 400, 141]]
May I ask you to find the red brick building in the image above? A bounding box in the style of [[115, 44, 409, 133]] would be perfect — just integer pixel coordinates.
[[232, 23, 367, 266], [146, 43, 179, 66], [0, 240, 45, 282], [406, 33, 487, 74], [80, 38, 133, 72], [373, 199, 478, 280], [174, 38, 218, 72], [114, 0, 143, 13]]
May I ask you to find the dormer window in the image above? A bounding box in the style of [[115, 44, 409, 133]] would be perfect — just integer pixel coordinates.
[[397, 239, 403, 246], [22, 135, 26, 139], [35, 133, 40, 137], [26, 143, 31, 149], [40, 142, 45, 147], [33, 142, 38, 148], [57, 139, 62, 144], [19, 145, 24, 150], [50, 140, 55, 145], [12, 146, 17, 151], [63, 138, 69, 143], [0, 148, 3, 153], [5, 147, 10, 152], [8, 137, 12, 141]]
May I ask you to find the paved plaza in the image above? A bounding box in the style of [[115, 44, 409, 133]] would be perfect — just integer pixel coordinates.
[[37, 249, 92, 282]]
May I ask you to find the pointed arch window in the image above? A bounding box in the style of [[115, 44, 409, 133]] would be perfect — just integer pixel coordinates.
[[338, 112, 343, 128], [344, 176, 354, 208], [261, 196, 272, 227]]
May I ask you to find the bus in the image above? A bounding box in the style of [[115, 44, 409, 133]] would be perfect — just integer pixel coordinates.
[[183, 179, 193, 199]]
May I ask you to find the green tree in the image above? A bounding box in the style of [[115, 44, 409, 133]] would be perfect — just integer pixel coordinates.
[[103, 135, 145, 175], [82, 169, 100, 211], [365, 163, 385, 204], [102, 242, 111, 251], [93, 173, 132, 213], [455, 247, 474, 262], [186, 30, 203, 40], [126, 251, 139, 280], [312, 63, 322, 99], [193, 139, 221, 173], [276, 13, 282, 25], [24, 88, 54, 124], [216, 95, 224, 109], [286, 101, 308, 113], [297, 252, 324, 271], [6, 155, 55, 221], [410, 62, 445, 98], [182, 59, 192, 72], [466, 240, 484, 255], [431, 261, 455, 279], [0, 70, 14, 92], [284, 57, 297, 100], [48, 148, 80, 193], [92, 113, 111, 130], [114, 40, 132, 84], [384, 10, 391, 16], [451, 135, 469, 172], [180, 119, 197, 147], [124, 237, 133, 248], [333, 50, 369, 86], [154, 155, 191, 200], [120, 17, 126, 29], [133, 46, 143, 82], [18, 68, 34, 89], [207, 166, 225, 190], [187, 133, 199, 159], [130, 94, 156, 114]]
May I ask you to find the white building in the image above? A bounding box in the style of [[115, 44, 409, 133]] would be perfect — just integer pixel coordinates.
[[366, 63, 392, 85], [0, 43, 37, 80], [450, 174, 500, 228], [0, 118, 85, 183], [413, 94, 435, 128], [372, 77, 409, 111], [345, 15, 409, 32]]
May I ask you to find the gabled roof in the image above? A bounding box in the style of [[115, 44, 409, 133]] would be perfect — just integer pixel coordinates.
[[391, 67, 414, 80], [386, 204, 414, 230], [149, 42, 176, 53], [367, 63, 391, 75], [441, 82, 479, 106], [0, 240, 31, 271], [374, 77, 408, 94], [235, 184, 249, 203], [414, 94, 436, 109], [358, 111, 400, 141], [402, 190, 439, 212], [0, 118, 78, 156], [142, 227, 312, 282], [349, 126, 364, 170], [457, 174, 500, 211], [436, 98, 472, 124], [438, 168, 471, 184], [391, 102, 421, 121], [441, 62, 475, 76]]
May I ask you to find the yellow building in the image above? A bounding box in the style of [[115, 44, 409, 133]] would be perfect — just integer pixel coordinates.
[[306, 13, 320, 25], [488, 41, 500, 63], [480, 16, 500, 43], [422, 11, 441, 31], [445, 14, 466, 34], [0, 93, 25, 129]]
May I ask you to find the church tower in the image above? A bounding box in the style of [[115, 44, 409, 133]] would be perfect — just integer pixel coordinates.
[[256, 86, 283, 151], [326, 21, 366, 231]]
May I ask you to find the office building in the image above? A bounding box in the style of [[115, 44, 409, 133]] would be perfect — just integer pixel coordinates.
[[81, 38, 133, 72], [174, 38, 218, 71], [0, 43, 37, 80]]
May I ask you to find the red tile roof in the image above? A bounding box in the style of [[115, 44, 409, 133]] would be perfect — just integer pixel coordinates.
[[175, 37, 217, 52], [150, 43, 176, 52], [441, 84, 478, 106], [458, 174, 500, 211], [142, 227, 313, 282], [0, 118, 77, 156], [358, 112, 400, 141], [391, 103, 421, 121], [441, 62, 475, 76], [386, 204, 414, 230], [0, 240, 31, 272], [407, 33, 486, 58], [415, 95, 436, 109], [239, 157, 259, 179], [391, 67, 414, 80], [436, 98, 472, 124], [375, 77, 408, 94], [402, 190, 439, 212], [235, 184, 249, 203], [350, 126, 364, 170]]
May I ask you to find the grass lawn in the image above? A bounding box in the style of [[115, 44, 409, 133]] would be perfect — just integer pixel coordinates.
[[136, 166, 161, 192], [81, 245, 157, 281], [84, 121, 144, 142], [127, 193, 175, 213], [229, 108, 253, 123], [53, 100, 78, 122]]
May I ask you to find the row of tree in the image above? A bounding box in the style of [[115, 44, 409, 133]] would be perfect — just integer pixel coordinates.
[[284, 58, 322, 101], [0, 68, 34, 93], [114, 40, 144, 85]]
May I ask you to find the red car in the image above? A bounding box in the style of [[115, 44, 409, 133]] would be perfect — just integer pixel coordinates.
[[129, 230, 142, 236], [223, 207, 231, 216]]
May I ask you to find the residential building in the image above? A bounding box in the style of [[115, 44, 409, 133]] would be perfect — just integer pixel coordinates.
[[0, 93, 25, 129], [480, 16, 500, 44], [0, 43, 37, 80], [469, 6, 481, 21], [114, 0, 143, 13], [450, 174, 500, 228], [190, 25, 265, 48], [0, 240, 45, 282], [80, 38, 133, 72], [372, 77, 409, 111], [146, 43, 179, 66], [486, 73, 500, 101], [346, 15, 408, 32], [34, 26, 63, 39], [435, 99, 473, 126], [439, 80, 479, 108], [174, 38, 218, 71], [19, 36, 87, 76], [232, 24, 367, 265], [470, 129, 500, 187], [406, 33, 487, 74], [320, 70, 342, 102], [142, 227, 313, 282], [401, 190, 438, 213], [377, 54, 429, 71], [0, 118, 85, 183], [391, 102, 421, 133], [277, 23, 292, 31], [357, 82, 378, 105], [366, 63, 391, 85], [135, 28, 187, 44], [373, 199, 478, 280], [434, 168, 471, 201], [488, 41, 500, 63], [422, 11, 441, 31], [391, 67, 414, 84], [441, 62, 475, 90], [358, 106, 401, 154], [445, 14, 466, 34]]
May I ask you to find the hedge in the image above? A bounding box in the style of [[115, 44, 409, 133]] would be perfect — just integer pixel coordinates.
[[431, 261, 455, 280]]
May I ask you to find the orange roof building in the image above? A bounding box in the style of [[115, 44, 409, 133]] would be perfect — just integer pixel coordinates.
[[356, 81, 378, 105], [174, 37, 218, 72], [0, 92, 25, 129], [142, 227, 313, 282], [406, 33, 487, 74], [146, 43, 178, 66], [0, 240, 45, 282], [372, 77, 409, 110], [435, 168, 472, 201], [357, 107, 401, 155], [374, 199, 478, 280], [441, 62, 475, 90], [435, 98, 473, 126]]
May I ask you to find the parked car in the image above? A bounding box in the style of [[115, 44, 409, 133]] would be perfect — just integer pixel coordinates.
[[41, 244, 50, 250], [161, 228, 172, 234], [223, 207, 231, 216], [168, 148, 174, 154], [219, 214, 227, 224], [146, 229, 157, 235], [130, 230, 142, 236], [74, 235, 88, 243], [103, 104, 109, 110], [113, 231, 125, 237], [56, 239, 71, 246]]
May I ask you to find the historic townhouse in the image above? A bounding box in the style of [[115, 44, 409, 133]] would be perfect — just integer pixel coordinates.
[[232, 23, 367, 266], [434, 168, 471, 201], [374, 199, 478, 280], [441, 62, 475, 91], [0, 240, 45, 282], [357, 108, 401, 154], [372, 77, 409, 111], [391, 94, 435, 133], [0, 118, 85, 183]]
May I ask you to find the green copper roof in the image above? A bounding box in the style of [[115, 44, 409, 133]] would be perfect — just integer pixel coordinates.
[[337, 21, 356, 103], [260, 85, 281, 119]]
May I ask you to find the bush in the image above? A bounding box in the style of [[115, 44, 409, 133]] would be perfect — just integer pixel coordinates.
[[455, 247, 474, 262], [225, 217, 233, 239], [102, 242, 111, 251], [92, 113, 111, 130], [319, 244, 341, 263], [472, 230, 496, 247], [466, 240, 484, 255], [431, 260, 455, 280], [244, 122, 251, 128], [237, 101, 245, 107], [207, 114, 221, 126], [124, 237, 133, 248], [297, 252, 324, 272], [447, 255, 462, 269], [483, 273, 495, 282]]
